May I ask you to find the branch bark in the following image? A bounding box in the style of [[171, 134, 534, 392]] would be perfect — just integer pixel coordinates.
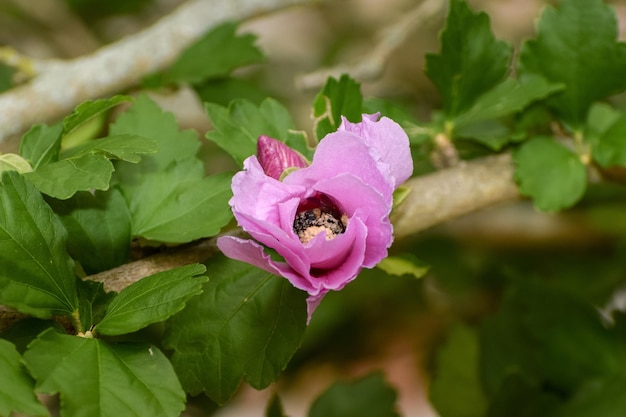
[[0, 0, 310, 144]]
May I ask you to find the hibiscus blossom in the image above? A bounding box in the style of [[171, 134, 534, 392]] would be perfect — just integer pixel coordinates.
[[217, 114, 413, 322]]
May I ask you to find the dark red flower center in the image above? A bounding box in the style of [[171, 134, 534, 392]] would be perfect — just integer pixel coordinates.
[[293, 193, 347, 244]]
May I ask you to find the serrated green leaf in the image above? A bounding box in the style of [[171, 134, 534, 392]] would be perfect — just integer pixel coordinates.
[[128, 162, 232, 243], [24, 153, 114, 199], [0, 153, 32, 173], [63, 95, 132, 136], [312, 74, 363, 141], [24, 329, 185, 417], [454, 119, 512, 151], [513, 136, 587, 211], [19, 123, 63, 169], [205, 97, 310, 166], [110, 94, 200, 173], [425, 0, 512, 118], [519, 0, 626, 129], [163, 21, 265, 85], [164, 254, 307, 405], [95, 264, 207, 336], [0, 338, 48, 417], [430, 324, 487, 417], [376, 254, 429, 279], [62, 134, 158, 163], [454, 76, 564, 127], [309, 372, 400, 417], [47, 188, 131, 274], [0, 171, 77, 317]]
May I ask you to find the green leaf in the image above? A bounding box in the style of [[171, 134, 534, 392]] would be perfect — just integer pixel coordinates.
[[454, 119, 512, 151], [376, 253, 429, 279], [0, 171, 77, 317], [513, 136, 587, 211], [0, 339, 48, 417], [430, 324, 487, 417], [62, 134, 158, 163], [47, 188, 131, 274], [0, 153, 32, 174], [19, 123, 63, 169], [194, 77, 269, 106], [163, 21, 265, 85], [309, 372, 400, 417], [585, 105, 626, 168], [266, 393, 287, 417], [164, 254, 307, 404], [76, 280, 114, 333], [205, 97, 310, 166], [312, 74, 363, 141], [425, 0, 512, 118], [95, 264, 208, 336], [24, 328, 185, 417], [519, 0, 626, 129], [128, 163, 232, 243], [110, 94, 200, 173], [24, 153, 114, 199], [554, 376, 626, 417], [454, 76, 564, 127], [0, 63, 14, 93], [62, 95, 132, 136]]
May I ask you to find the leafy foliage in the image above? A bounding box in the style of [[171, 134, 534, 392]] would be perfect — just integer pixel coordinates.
[[24, 329, 186, 417], [164, 254, 307, 404], [312, 74, 363, 141]]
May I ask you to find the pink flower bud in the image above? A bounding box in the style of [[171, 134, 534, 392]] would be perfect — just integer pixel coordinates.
[[256, 135, 308, 180]]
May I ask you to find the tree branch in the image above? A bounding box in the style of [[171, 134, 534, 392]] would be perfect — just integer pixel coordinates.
[[0, 0, 310, 144]]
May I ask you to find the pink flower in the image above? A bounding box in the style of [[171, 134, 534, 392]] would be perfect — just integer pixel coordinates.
[[217, 114, 412, 322]]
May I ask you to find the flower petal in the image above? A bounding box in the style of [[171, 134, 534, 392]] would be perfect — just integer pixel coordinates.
[[339, 114, 413, 187]]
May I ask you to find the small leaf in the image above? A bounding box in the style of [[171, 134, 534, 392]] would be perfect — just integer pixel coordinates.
[[513, 136, 587, 211], [76, 279, 115, 333], [63, 95, 132, 136], [0, 171, 77, 317], [24, 329, 185, 417], [19, 123, 63, 169], [164, 254, 307, 404], [454, 119, 512, 151], [205, 97, 310, 166], [425, 0, 512, 118], [376, 254, 429, 279], [24, 153, 114, 199], [162, 21, 265, 85], [194, 77, 268, 106], [430, 324, 488, 417], [309, 372, 400, 417], [47, 188, 131, 274], [587, 109, 626, 168], [95, 264, 208, 336], [312, 74, 363, 141], [454, 76, 564, 127], [62, 134, 158, 163], [128, 163, 232, 243], [0, 339, 48, 417], [0, 153, 32, 173], [519, 0, 626, 129]]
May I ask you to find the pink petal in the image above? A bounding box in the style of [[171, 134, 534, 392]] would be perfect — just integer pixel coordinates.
[[257, 135, 308, 180], [306, 291, 328, 324], [339, 114, 413, 187]]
